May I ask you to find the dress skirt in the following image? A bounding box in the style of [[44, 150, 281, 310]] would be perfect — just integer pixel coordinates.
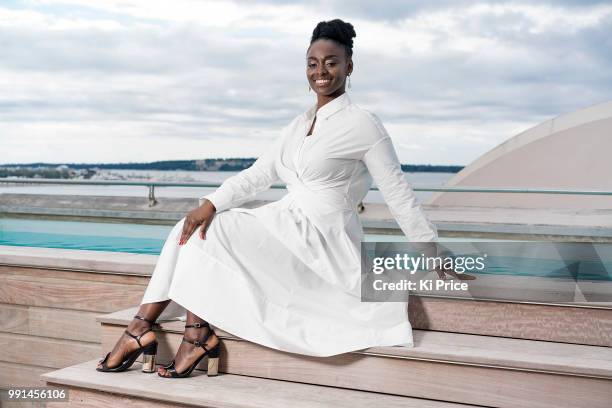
[[140, 204, 415, 357]]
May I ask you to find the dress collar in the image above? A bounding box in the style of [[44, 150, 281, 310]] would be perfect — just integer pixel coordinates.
[[304, 92, 352, 121]]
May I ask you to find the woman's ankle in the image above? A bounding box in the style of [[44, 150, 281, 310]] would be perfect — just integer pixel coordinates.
[[127, 317, 154, 334], [184, 325, 209, 340]]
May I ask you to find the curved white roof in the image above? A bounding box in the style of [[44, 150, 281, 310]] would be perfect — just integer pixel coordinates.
[[428, 101, 612, 209]]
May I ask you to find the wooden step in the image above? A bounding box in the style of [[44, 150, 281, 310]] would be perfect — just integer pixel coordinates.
[[0, 266, 147, 313], [99, 307, 612, 408], [0, 361, 49, 388], [0, 244, 156, 276], [409, 296, 612, 347], [0, 303, 101, 343], [0, 332, 99, 369], [41, 359, 473, 408]]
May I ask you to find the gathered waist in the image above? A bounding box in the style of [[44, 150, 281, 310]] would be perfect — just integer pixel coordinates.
[[284, 182, 354, 214]]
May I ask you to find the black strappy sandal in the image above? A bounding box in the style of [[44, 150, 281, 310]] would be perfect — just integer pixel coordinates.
[[158, 321, 221, 378], [97, 315, 159, 373]]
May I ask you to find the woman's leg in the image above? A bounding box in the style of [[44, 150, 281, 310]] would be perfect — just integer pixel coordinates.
[[97, 215, 195, 370], [96, 300, 171, 370], [157, 309, 219, 377]]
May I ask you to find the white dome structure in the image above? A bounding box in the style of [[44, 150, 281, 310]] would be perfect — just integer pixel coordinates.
[[428, 101, 612, 210]]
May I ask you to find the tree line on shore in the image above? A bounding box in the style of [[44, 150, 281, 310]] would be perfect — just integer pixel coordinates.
[[0, 159, 463, 179]]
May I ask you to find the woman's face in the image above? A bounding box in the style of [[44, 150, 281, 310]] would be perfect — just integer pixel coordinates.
[[306, 39, 353, 97]]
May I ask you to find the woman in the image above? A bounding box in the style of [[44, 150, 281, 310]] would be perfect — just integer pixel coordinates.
[[96, 18, 439, 378]]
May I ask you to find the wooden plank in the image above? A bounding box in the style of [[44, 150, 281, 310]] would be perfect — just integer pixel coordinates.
[[0, 275, 145, 312], [0, 244, 157, 277], [0, 304, 102, 343], [44, 359, 473, 408], [0, 398, 48, 408], [369, 331, 612, 377], [0, 265, 151, 285], [0, 361, 50, 388], [409, 296, 612, 346], [220, 343, 612, 408], [0, 332, 100, 369], [47, 386, 197, 408], [0, 303, 28, 334]]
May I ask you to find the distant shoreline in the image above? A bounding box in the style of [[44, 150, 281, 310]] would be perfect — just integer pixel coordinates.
[[0, 160, 464, 179], [0, 158, 463, 180]]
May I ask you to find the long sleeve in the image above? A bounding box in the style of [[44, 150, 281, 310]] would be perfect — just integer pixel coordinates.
[[362, 135, 438, 242], [199, 137, 282, 212]]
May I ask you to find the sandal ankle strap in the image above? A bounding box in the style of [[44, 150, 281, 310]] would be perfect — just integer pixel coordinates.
[[182, 327, 215, 351], [185, 321, 210, 329], [124, 327, 153, 349], [134, 315, 158, 327]]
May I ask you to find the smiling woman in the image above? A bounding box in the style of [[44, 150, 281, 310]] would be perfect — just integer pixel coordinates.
[[306, 19, 355, 101], [96, 18, 440, 380]]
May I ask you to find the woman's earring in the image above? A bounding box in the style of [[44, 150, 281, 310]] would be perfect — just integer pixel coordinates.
[[348, 75, 351, 89], [308, 85, 311, 92]]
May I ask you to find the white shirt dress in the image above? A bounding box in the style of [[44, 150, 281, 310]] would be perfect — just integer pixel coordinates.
[[141, 92, 438, 357]]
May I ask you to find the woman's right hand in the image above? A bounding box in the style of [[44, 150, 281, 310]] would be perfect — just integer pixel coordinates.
[[179, 199, 217, 245]]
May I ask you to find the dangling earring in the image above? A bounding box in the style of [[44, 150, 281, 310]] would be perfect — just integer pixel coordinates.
[[308, 84, 311, 92], [347, 75, 351, 89]]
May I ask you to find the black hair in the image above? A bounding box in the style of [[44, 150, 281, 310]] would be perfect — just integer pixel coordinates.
[[309, 19, 356, 58]]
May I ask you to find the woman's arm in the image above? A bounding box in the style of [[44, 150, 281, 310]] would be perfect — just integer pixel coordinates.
[[362, 133, 438, 242], [199, 137, 282, 212], [363, 139, 475, 280]]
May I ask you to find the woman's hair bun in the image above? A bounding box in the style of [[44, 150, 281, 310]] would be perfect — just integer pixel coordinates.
[[310, 19, 356, 57]]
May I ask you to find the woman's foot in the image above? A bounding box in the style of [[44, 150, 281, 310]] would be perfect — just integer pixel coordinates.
[[157, 323, 219, 377], [96, 316, 157, 370]]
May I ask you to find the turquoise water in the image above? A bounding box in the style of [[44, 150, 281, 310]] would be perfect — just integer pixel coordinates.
[[0, 218, 171, 255], [0, 217, 415, 255]]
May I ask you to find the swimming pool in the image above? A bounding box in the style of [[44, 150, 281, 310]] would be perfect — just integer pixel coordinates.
[[1, 217, 170, 255], [0, 217, 418, 255]]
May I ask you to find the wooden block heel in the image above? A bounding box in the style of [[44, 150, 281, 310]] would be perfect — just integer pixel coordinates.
[[206, 344, 221, 377], [141, 341, 158, 373]]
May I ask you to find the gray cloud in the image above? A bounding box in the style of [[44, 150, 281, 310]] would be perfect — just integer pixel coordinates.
[[1, 0, 611, 164], [234, 0, 612, 21]]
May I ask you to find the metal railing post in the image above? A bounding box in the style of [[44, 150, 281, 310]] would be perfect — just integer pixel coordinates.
[[148, 185, 157, 207]]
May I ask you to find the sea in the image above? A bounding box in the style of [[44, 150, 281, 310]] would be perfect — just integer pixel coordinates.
[[0, 170, 455, 203]]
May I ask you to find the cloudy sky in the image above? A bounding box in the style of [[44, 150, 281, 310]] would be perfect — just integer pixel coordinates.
[[1, 0, 611, 166]]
